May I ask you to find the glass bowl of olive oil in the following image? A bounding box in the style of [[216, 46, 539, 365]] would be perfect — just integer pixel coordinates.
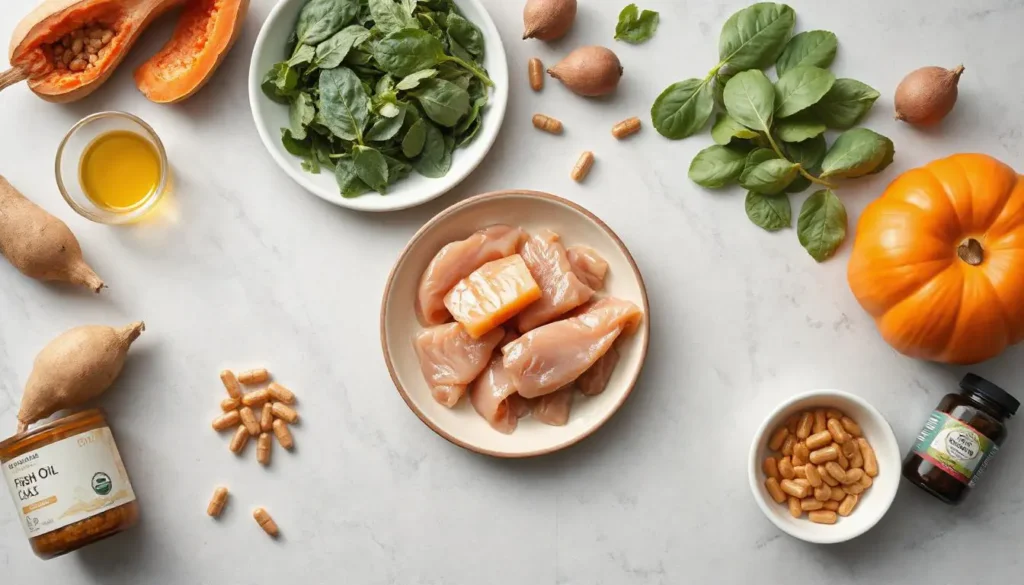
[[56, 111, 168, 224]]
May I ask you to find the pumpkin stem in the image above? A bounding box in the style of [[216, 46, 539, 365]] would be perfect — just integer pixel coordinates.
[[0, 67, 29, 92], [958, 238, 984, 266]]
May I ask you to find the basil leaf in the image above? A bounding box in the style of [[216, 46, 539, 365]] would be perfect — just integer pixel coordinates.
[[318, 67, 370, 142], [774, 66, 835, 118], [335, 157, 371, 198], [396, 68, 439, 90], [615, 4, 660, 44], [782, 134, 826, 170], [368, 0, 418, 34], [784, 175, 811, 194], [739, 158, 798, 194], [718, 3, 795, 71], [366, 104, 407, 141], [447, 13, 485, 58], [413, 121, 451, 178], [711, 112, 759, 145], [744, 148, 777, 172], [410, 77, 470, 127], [798, 189, 847, 261], [288, 44, 316, 67], [713, 72, 732, 111], [723, 70, 775, 131], [297, 0, 359, 45], [651, 79, 714, 139], [775, 30, 837, 76], [289, 92, 316, 139], [688, 145, 747, 188], [811, 79, 880, 129], [745, 191, 792, 231], [352, 145, 389, 192], [820, 128, 895, 178], [315, 25, 372, 69], [373, 29, 446, 77], [775, 116, 826, 142], [402, 118, 427, 157]]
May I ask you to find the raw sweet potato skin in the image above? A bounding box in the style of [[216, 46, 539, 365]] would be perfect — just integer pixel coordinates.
[[0, 174, 104, 292], [17, 321, 144, 431]]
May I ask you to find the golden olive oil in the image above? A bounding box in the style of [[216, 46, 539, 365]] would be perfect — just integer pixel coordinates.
[[79, 130, 161, 212]]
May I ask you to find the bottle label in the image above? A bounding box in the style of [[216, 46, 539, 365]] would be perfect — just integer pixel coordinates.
[[2, 427, 136, 537], [911, 411, 998, 487]]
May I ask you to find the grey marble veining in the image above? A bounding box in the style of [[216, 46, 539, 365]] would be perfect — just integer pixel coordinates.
[[1, 0, 1023, 582]]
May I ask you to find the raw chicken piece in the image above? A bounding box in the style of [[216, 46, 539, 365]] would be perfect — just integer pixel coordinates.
[[516, 230, 595, 332], [577, 346, 619, 396], [567, 245, 609, 290], [444, 255, 542, 339], [532, 386, 574, 426], [416, 225, 525, 325], [414, 324, 505, 407], [469, 356, 521, 434], [503, 297, 643, 398]]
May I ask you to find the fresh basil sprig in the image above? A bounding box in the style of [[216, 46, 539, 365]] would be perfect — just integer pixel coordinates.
[[615, 4, 659, 44], [651, 2, 892, 262]]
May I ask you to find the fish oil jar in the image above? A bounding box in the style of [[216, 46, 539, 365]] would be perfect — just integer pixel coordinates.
[[0, 409, 139, 559], [903, 374, 1019, 505]]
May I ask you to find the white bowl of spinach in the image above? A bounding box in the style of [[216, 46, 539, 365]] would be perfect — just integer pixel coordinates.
[[249, 0, 508, 212]]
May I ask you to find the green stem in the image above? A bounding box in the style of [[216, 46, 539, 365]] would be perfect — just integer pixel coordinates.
[[762, 130, 836, 189], [447, 56, 493, 87]]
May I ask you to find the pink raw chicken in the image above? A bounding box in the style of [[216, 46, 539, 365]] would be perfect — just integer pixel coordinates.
[[416, 225, 525, 325], [577, 346, 619, 396], [414, 324, 505, 407], [516, 230, 595, 332], [567, 245, 609, 290], [469, 356, 521, 434], [531, 386, 574, 426], [503, 297, 643, 399]]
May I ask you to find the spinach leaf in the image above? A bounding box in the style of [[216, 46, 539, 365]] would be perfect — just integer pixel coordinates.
[[315, 25, 371, 69], [798, 189, 847, 261], [455, 93, 487, 135], [774, 115, 826, 142], [368, 0, 418, 33], [261, 62, 299, 103], [413, 121, 451, 178], [410, 78, 470, 127], [373, 29, 446, 76], [739, 158, 798, 194], [297, 0, 359, 45], [447, 12, 484, 58], [718, 3, 795, 71], [396, 68, 438, 90], [318, 67, 370, 142], [615, 4, 659, 44], [745, 191, 792, 231], [402, 118, 427, 157], [288, 44, 316, 67], [688, 145, 747, 188], [651, 78, 714, 139], [281, 129, 312, 157], [819, 128, 894, 178], [811, 79, 880, 129], [722, 69, 775, 131], [366, 104, 408, 141], [774, 65, 835, 118], [711, 112, 758, 145], [335, 157, 371, 198], [289, 92, 316, 139], [775, 30, 837, 76], [352, 145, 389, 192]]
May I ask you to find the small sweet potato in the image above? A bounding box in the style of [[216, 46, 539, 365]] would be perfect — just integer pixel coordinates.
[[17, 321, 145, 432]]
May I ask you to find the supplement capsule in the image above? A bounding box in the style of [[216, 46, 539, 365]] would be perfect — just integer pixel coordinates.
[[528, 57, 544, 91], [611, 117, 641, 139], [788, 496, 802, 518], [570, 151, 595, 182], [818, 464, 838, 486], [781, 435, 796, 456], [843, 483, 865, 496], [220, 370, 242, 399], [836, 448, 849, 470], [838, 494, 859, 516], [859, 474, 873, 489], [763, 456, 780, 480], [778, 456, 795, 479], [827, 418, 850, 444], [794, 465, 807, 479], [257, 432, 272, 466], [272, 419, 294, 450], [842, 468, 864, 485], [532, 113, 563, 134], [229, 425, 250, 454], [813, 485, 831, 502], [212, 410, 241, 431], [780, 479, 810, 499], [238, 368, 270, 385], [785, 414, 800, 434], [792, 442, 810, 466], [242, 388, 272, 408], [809, 510, 837, 525], [268, 382, 296, 405], [796, 412, 814, 439], [207, 487, 229, 517], [801, 498, 823, 511], [765, 477, 786, 504], [271, 402, 299, 424], [768, 427, 788, 451], [813, 409, 828, 434], [840, 416, 863, 437], [809, 444, 839, 465], [829, 486, 846, 501], [260, 402, 273, 432], [240, 406, 260, 436], [806, 430, 833, 450], [220, 397, 240, 412], [826, 409, 844, 419], [823, 500, 840, 511], [857, 438, 879, 477], [253, 507, 279, 537], [804, 464, 823, 488], [825, 461, 847, 484]]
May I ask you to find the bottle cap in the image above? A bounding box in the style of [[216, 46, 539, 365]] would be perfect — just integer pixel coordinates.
[[961, 374, 1020, 416]]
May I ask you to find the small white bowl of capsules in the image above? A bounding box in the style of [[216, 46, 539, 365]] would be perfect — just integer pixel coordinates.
[[748, 389, 900, 544]]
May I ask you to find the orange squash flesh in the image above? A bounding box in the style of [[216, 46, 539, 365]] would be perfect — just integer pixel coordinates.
[[134, 0, 249, 103]]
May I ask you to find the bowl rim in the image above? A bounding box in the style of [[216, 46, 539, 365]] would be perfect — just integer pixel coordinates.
[[246, 0, 509, 213], [747, 389, 901, 544], [379, 189, 651, 458]]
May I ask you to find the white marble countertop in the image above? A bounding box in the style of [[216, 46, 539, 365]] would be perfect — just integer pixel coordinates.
[[2, 0, 1023, 582]]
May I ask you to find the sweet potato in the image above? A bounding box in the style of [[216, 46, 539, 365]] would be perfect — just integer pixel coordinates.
[[0, 174, 104, 292], [17, 321, 145, 432]]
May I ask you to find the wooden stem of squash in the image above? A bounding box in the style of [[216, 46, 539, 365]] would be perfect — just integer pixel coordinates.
[[958, 238, 984, 265], [0, 67, 29, 92]]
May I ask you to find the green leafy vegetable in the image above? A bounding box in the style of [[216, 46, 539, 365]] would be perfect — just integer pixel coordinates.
[[296, 0, 359, 45], [819, 128, 894, 178], [688, 145, 747, 188], [739, 158, 798, 194], [718, 3, 795, 71], [615, 4, 660, 44], [402, 118, 427, 157], [366, 104, 407, 141], [775, 30, 837, 76], [261, 63, 299, 103], [352, 145, 390, 192], [335, 157, 370, 198], [811, 79, 880, 129], [651, 79, 715, 139], [447, 13, 485, 58], [774, 115, 826, 142], [315, 25, 371, 69], [317, 67, 370, 142], [410, 78, 470, 127], [723, 70, 775, 131], [773, 65, 834, 118], [711, 112, 759, 145], [368, 0, 419, 33], [798, 189, 847, 260], [745, 191, 792, 231], [289, 92, 316, 140], [782, 134, 827, 170], [413, 121, 451, 178]]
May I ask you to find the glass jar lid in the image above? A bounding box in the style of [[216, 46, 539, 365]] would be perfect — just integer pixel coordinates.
[[961, 374, 1019, 416]]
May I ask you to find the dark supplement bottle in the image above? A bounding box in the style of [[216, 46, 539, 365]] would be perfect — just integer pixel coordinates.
[[903, 374, 1018, 505]]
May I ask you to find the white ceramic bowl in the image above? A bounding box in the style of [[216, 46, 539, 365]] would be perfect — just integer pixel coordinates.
[[380, 191, 650, 457], [248, 0, 509, 212], [748, 390, 901, 544]]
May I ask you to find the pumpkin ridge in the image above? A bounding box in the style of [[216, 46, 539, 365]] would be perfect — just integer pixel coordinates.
[[927, 159, 969, 236], [952, 155, 1017, 232], [972, 266, 1015, 345]]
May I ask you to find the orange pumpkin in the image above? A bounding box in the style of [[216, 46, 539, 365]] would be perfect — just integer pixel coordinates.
[[849, 153, 1024, 364]]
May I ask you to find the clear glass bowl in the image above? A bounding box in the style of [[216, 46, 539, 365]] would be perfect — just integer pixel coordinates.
[[55, 111, 169, 225]]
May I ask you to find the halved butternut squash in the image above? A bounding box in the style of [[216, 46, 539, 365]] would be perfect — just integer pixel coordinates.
[[134, 0, 249, 103]]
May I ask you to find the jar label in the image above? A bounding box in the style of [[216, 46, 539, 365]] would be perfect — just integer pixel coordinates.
[[2, 427, 136, 538], [911, 411, 998, 486]]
